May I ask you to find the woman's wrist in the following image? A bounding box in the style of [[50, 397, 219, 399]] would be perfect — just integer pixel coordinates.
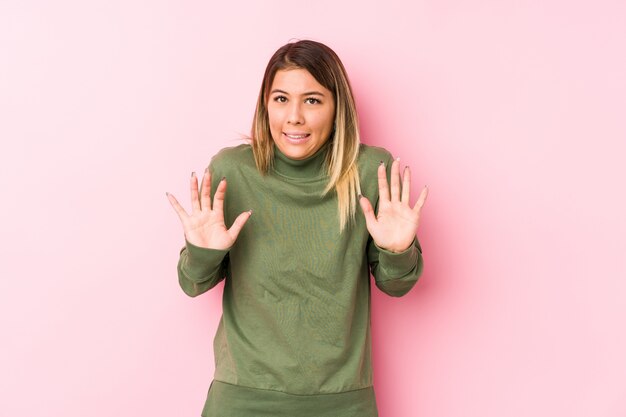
[[376, 237, 416, 254]]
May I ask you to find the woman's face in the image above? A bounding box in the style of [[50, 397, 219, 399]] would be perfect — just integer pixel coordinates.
[[267, 68, 335, 160]]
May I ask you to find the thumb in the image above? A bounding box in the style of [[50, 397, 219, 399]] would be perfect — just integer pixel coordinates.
[[358, 195, 377, 230], [227, 210, 252, 240]]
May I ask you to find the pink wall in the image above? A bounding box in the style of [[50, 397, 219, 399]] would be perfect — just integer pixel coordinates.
[[1, 1, 625, 416]]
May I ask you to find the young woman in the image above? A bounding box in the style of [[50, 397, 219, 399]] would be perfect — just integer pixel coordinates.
[[166, 39, 428, 417]]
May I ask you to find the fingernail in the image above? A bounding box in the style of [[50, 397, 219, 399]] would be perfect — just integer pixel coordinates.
[[396, 157, 400, 161], [248, 209, 253, 215], [205, 167, 209, 174], [379, 160, 384, 165], [165, 191, 169, 196], [357, 193, 362, 199], [221, 176, 226, 181], [191, 171, 196, 177]]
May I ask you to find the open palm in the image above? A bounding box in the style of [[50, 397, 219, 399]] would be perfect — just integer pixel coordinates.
[[359, 159, 428, 253], [166, 170, 251, 250]]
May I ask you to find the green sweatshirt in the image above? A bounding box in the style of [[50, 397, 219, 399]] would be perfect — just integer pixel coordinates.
[[177, 140, 424, 417]]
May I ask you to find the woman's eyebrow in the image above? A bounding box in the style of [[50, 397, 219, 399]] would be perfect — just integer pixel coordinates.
[[270, 89, 325, 96]]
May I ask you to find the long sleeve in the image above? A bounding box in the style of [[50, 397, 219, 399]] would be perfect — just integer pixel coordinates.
[[177, 239, 230, 297], [367, 235, 424, 297]]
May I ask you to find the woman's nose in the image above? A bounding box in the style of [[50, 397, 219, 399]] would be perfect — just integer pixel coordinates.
[[287, 103, 304, 125]]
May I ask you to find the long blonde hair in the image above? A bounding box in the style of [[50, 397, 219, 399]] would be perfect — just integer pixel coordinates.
[[251, 40, 361, 232]]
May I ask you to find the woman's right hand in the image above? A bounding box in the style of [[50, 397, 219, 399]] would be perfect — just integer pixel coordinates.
[[166, 169, 252, 250]]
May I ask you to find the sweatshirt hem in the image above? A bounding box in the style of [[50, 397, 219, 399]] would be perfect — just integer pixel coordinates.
[[213, 378, 374, 397], [202, 379, 379, 417]]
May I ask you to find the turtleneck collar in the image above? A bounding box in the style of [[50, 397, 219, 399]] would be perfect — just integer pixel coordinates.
[[272, 140, 331, 180]]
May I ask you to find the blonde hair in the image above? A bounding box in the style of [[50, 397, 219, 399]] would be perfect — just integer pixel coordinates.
[[251, 40, 361, 232]]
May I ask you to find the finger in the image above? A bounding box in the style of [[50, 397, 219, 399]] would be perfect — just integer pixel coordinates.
[[200, 168, 211, 211], [390, 158, 401, 202], [227, 209, 253, 240], [377, 161, 390, 203], [190, 172, 201, 213], [401, 166, 411, 204], [212, 177, 227, 215], [358, 194, 378, 229], [412, 186, 429, 213], [166, 192, 189, 222]]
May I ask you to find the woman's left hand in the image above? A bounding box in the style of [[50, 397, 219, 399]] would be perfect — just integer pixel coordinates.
[[359, 158, 428, 253]]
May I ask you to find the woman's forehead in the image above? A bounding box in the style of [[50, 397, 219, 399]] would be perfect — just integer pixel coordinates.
[[270, 68, 331, 95]]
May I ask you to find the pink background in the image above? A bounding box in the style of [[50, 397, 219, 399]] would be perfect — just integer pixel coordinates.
[[1, 1, 625, 416]]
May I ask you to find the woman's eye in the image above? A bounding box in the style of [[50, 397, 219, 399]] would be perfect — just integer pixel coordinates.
[[305, 98, 321, 104], [274, 96, 287, 103]]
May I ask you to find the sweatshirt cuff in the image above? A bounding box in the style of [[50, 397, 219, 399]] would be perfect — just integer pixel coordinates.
[[180, 239, 230, 276], [375, 238, 421, 278]]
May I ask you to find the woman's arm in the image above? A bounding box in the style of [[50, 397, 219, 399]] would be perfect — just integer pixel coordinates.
[[167, 161, 251, 297], [360, 153, 428, 297]]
